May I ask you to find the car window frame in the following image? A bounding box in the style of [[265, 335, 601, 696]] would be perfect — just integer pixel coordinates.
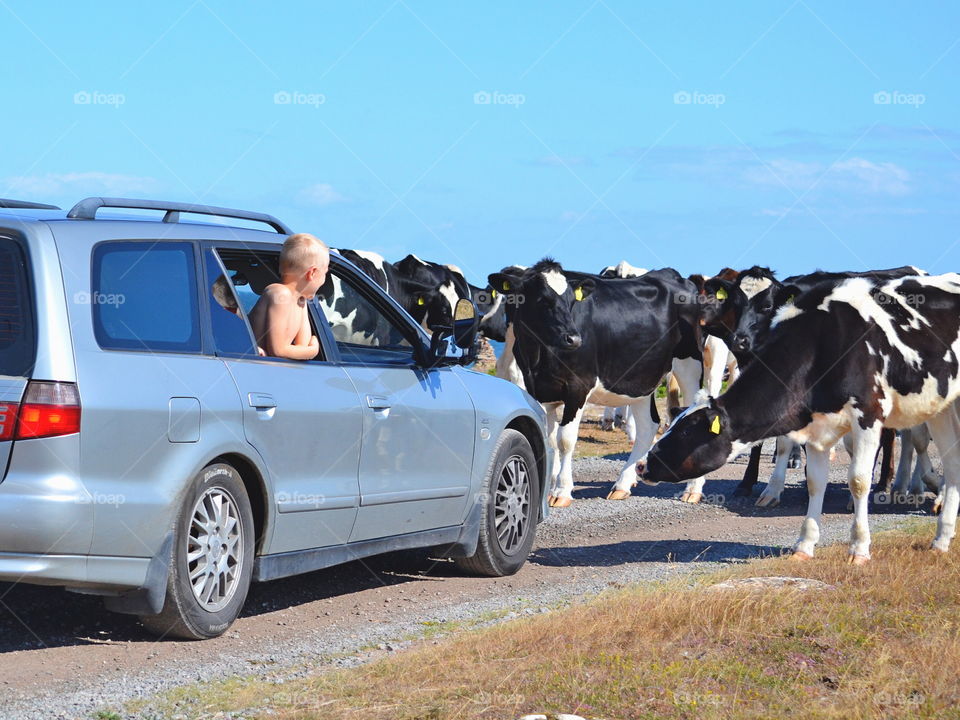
[[89, 238, 204, 356], [198, 247, 262, 360], [200, 240, 337, 366], [319, 255, 429, 368]]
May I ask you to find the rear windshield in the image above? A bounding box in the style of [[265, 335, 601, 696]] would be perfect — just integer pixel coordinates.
[[0, 237, 35, 377]]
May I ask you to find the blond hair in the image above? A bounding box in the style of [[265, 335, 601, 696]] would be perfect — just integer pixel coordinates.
[[280, 233, 328, 275]]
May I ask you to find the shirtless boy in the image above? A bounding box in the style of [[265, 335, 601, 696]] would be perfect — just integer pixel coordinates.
[[249, 233, 329, 360]]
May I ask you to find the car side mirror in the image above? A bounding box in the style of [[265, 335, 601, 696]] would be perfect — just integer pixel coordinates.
[[423, 298, 479, 367], [452, 298, 478, 349]]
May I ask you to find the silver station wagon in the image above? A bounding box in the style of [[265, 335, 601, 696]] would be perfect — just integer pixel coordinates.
[[0, 197, 548, 639]]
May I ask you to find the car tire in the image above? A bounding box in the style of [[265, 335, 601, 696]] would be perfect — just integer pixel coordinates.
[[455, 429, 539, 577], [140, 462, 254, 640]]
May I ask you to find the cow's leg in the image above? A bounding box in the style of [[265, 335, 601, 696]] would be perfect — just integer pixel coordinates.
[[548, 406, 585, 508], [671, 357, 708, 503], [792, 445, 830, 559], [892, 428, 915, 495], [725, 351, 739, 385], [876, 427, 896, 494], [846, 423, 881, 563], [757, 436, 793, 507], [702, 336, 726, 396], [600, 406, 616, 432], [734, 444, 763, 497], [543, 403, 561, 497], [496, 325, 526, 389], [910, 424, 940, 496], [666, 373, 681, 416], [926, 408, 960, 551], [622, 408, 636, 443], [787, 439, 803, 469], [607, 396, 658, 500]]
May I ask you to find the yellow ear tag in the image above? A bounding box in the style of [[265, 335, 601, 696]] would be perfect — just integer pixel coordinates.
[[417, 297, 425, 306], [502, 281, 511, 291], [574, 286, 584, 302], [786, 294, 795, 304], [710, 415, 721, 434], [715, 287, 728, 300], [491, 289, 497, 299]]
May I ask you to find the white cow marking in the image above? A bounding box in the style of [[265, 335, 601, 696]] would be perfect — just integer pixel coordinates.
[[543, 270, 568, 296]]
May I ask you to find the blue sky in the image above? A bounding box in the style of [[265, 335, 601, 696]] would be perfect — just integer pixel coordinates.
[[2, 1, 958, 287]]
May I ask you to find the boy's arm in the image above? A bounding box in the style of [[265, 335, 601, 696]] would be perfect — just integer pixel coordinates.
[[258, 287, 319, 360]]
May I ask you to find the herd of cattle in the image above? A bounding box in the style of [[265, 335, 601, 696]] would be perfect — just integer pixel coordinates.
[[329, 247, 960, 564]]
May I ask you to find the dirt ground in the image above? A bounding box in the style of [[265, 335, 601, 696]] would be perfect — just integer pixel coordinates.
[[0, 425, 939, 719]]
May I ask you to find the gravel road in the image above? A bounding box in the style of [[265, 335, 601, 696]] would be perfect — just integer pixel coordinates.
[[0, 440, 938, 719]]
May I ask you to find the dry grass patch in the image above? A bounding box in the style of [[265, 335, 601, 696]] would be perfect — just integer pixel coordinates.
[[132, 523, 960, 720]]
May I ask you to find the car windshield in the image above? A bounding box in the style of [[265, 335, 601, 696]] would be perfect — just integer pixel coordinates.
[[0, 237, 35, 377]]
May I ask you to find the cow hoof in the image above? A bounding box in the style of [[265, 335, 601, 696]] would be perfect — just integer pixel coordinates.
[[548, 495, 573, 508], [606, 489, 631, 501], [846, 554, 870, 566], [929, 544, 949, 555], [680, 491, 702, 504], [789, 551, 812, 561], [756, 494, 780, 508]]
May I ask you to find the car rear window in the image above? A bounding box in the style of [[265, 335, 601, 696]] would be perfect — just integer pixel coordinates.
[[92, 241, 201, 353], [0, 236, 36, 377]]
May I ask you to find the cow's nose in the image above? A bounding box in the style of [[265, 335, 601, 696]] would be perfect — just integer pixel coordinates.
[[635, 458, 646, 476], [732, 333, 750, 352], [563, 333, 582, 349]]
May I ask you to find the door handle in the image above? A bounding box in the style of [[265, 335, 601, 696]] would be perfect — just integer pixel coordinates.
[[366, 394, 392, 410], [248, 392, 277, 410]]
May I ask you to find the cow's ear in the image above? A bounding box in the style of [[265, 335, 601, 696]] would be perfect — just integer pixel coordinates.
[[687, 274, 707, 293], [778, 284, 802, 305], [571, 277, 596, 301], [707, 410, 722, 435], [489, 272, 523, 294]]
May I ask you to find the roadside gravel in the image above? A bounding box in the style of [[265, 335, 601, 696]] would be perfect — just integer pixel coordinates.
[[0, 440, 937, 719]]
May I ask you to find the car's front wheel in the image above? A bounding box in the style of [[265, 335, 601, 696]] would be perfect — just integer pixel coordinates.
[[455, 429, 539, 577], [140, 462, 254, 640]]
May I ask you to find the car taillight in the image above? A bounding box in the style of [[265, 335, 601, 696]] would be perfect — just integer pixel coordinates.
[[0, 402, 16, 440], [15, 381, 81, 439]]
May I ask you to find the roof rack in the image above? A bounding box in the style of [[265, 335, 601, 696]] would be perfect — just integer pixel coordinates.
[[0, 199, 61, 210], [66, 197, 293, 235]]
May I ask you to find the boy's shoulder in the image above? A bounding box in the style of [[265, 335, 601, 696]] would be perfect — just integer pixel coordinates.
[[261, 282, 297, 304]]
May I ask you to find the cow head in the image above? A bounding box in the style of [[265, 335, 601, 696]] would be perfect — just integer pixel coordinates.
[[730, 281, 801, 359], [488, 259, 595, 351], [636, 398, 733, 484], [399, 278, 456, 332], [699, 277, 746, 340]]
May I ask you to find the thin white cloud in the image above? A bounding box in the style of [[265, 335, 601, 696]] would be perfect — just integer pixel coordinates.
[[745, 156, 911, 195], [5, 171, 158, 197], [300, 182, 348, 206]]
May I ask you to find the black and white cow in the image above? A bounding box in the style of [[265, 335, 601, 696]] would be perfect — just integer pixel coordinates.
[[324, 249, 454, 340], [489, 259, 706, 507], [726, 265, 925, 506], [637, 273, 960, 562]]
